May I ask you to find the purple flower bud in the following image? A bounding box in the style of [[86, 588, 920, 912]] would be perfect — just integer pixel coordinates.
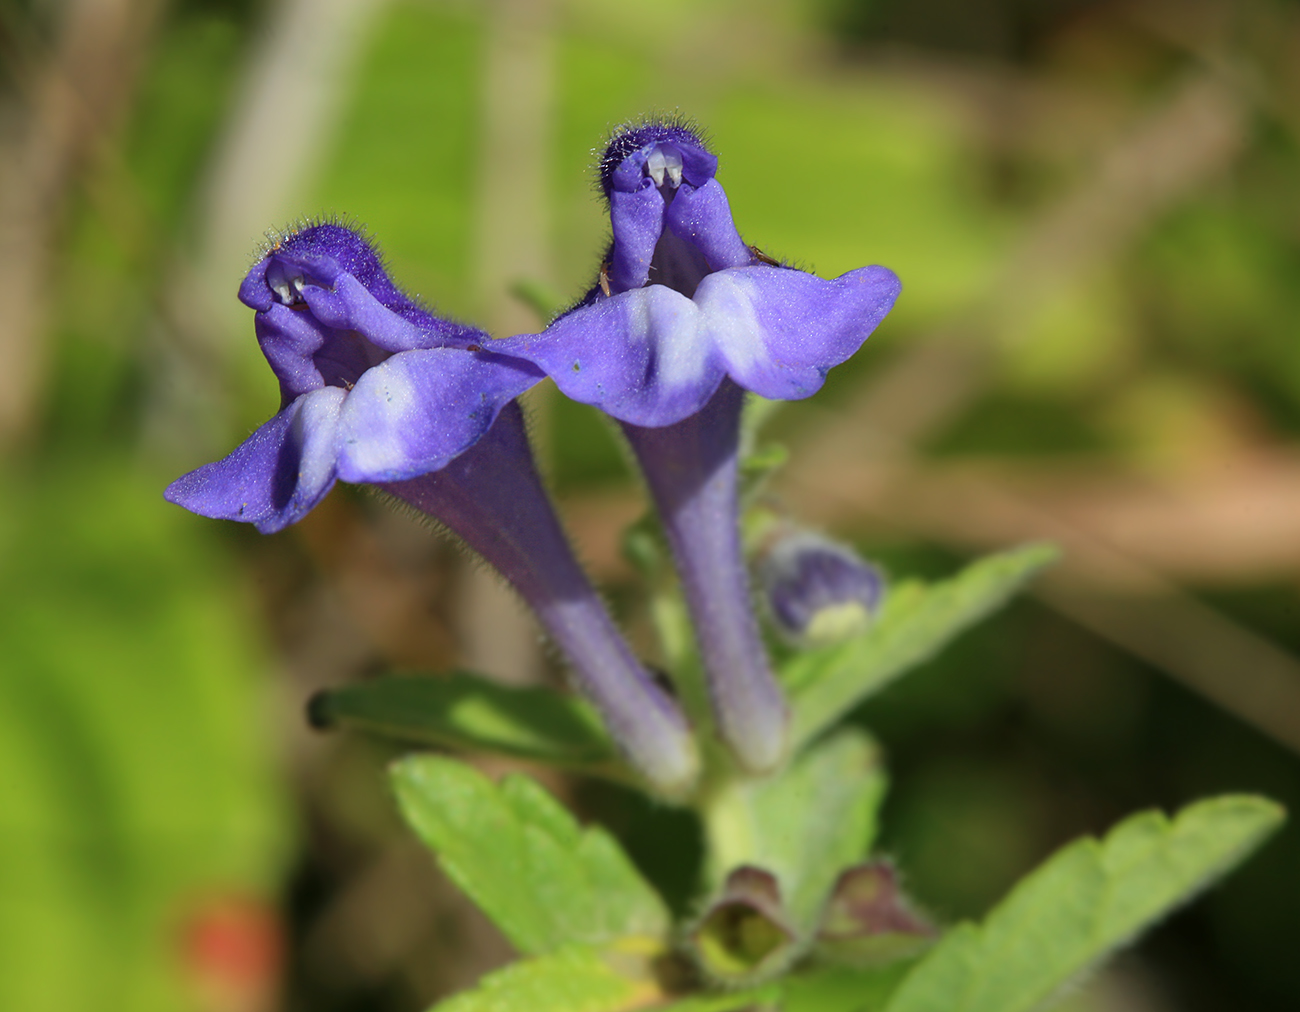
[[757, 530, 885, 647], [166, 223, 697, 795]]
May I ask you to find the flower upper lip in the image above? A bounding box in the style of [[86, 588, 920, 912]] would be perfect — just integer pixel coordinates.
[[600, 121, 718, 196]]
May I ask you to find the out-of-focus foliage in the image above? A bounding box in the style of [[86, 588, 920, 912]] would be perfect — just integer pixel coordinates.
[[0, 458, 287, 1012]]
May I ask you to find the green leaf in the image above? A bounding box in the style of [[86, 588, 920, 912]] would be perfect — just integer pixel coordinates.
[[312, 673, 619, 773], [783, 963, 916, 1012], [653, 983, 783, 1011], [392, 756, 670, 956], [786, 544, 1058, 751], [429, 944, 650, 1012], [705, 730, 888, 937], [882, 795, 1286, 1012]]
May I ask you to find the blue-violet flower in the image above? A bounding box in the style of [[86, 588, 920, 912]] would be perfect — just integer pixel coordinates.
[[166, 223, 698, 795], [499, 121, 900, 774]]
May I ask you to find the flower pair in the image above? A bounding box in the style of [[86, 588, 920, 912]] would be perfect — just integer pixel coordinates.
[[167, 120, 901, 795]]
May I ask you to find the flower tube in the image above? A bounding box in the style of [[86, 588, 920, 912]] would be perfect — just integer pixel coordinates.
[[499, 122, 900, 773], [167, 223, 697, 794]]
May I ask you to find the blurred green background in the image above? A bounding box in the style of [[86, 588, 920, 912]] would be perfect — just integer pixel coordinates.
[[2, 0, 1299, 1009]]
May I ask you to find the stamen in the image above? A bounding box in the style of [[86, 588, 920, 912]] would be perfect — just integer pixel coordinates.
[[646, 146, 684, 189], [267, 259, 307, 306]]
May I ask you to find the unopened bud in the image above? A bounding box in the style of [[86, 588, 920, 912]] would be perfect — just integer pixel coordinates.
[[758, 530, 884, 647]]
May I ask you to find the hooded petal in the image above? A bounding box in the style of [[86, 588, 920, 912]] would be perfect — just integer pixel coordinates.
[[243, 223, 488, 402], [335, 349, 543, 483], [501, 286, 728, 427], [665, 178, 753, 273], [697, 264, 901, 401], [164, 386, 346, 534], [296, 259, 482, 352], [599, 121, 750, 295]]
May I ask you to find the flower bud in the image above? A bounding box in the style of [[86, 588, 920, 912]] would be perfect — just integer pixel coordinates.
[[758, 530, 884, 648]]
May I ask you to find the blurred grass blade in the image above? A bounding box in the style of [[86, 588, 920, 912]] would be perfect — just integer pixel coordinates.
[[786, 543, 1058, 750], [393, 756, 670, 957], [882, 795, 1286, 1012], [311, 672, 619, 771]]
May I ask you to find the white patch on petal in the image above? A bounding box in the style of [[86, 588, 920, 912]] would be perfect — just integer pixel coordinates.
[[336, 359, 418, 478], [629, 287, 709, 393], [294, 387, 347, 496], [698, 272, 768, 377]]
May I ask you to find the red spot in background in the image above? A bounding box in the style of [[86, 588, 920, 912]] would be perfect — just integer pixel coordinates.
[[181, 893, 282, 1012]]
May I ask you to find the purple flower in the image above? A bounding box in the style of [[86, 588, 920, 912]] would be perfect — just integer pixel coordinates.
[[757, 529, 885, 647], [166, 223, 698, 795], [501, 120, 901, 429], [168, 222, 540, 533], [498, 121, 900, 775]]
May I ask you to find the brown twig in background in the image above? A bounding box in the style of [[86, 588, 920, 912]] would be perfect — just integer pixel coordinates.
[[0, 0, 167, 444]]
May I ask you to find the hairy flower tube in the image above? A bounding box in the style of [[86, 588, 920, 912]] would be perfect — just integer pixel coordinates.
[[499, 121, 900, 774], [757, 528, 885, 647], [166, 223, 697, 794]]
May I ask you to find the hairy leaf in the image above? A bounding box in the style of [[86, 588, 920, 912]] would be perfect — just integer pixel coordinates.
[[429, 945, 649, 1012], [882, 795, 1285, 1012], [312, 673, 618, 771], [786, 543, 1058, 750], [393, 756, 670, 956]]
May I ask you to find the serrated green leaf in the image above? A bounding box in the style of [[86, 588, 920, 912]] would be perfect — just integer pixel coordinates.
[[312, 673, 619, 772], [786, 544, 1058, 751], [429, 944, 649, 1012], [882, 795, 1286, 1012], [706, 730, 888, 937], [392, 756, 670, 956]]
